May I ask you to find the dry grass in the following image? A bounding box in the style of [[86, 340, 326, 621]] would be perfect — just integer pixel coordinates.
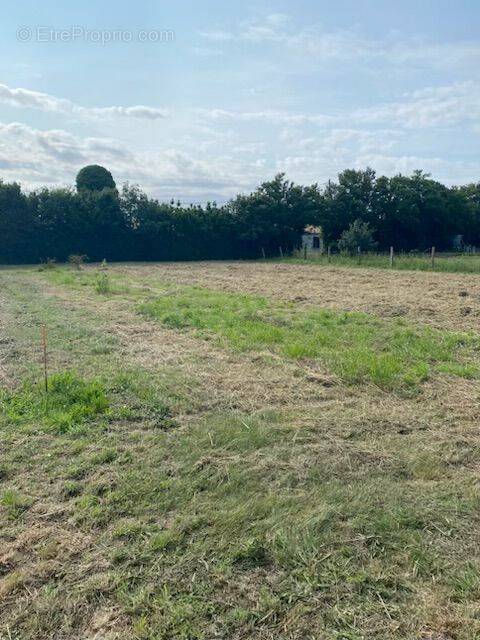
[[108, 261, 480, 332], [1, 263, 480, 639]]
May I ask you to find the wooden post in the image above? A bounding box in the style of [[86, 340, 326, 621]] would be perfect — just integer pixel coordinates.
[[261, 247, 266, 260], [431, 246, 436, 269], [41, 325, 48, 393], [390, 246, 394, 268], [279, 246, 284, 259], [304, 244, 307, 260], [327, 245, 331, 263], [357, 246, 361, 265]]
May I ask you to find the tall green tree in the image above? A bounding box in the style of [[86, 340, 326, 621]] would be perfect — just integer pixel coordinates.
[[76, 165, 116, 192], [0, 181, 38, 263], [454, 183, 480, 245], [321, 168, 377, 243], [229, 173, 322, 256]]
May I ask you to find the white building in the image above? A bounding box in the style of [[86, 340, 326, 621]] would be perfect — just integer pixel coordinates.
[[301, 226, 323, 253]]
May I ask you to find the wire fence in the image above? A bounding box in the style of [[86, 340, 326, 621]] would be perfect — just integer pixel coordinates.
[[284, 248, 480, 274]]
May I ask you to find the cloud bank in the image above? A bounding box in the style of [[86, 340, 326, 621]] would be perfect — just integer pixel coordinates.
[[0, 84, 167, 120]]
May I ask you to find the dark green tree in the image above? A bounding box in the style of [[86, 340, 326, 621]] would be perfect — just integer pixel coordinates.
[[454, 183, 480, 245], [321, 168, 377, 243], [76, 165, 116, 192], [0, 181, 38, 263], [228, 173, 322, 257]]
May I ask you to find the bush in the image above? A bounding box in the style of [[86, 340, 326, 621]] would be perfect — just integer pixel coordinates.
[[38, 258, 56, 271], [338, 220, 378, 255], [68, 254, 88, 270], [95, 272, 110, 294]]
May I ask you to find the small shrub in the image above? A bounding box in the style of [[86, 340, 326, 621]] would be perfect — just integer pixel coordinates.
[[95, 272, 110, 294], [38, 257, 57, 271], [338, 220, 378, 255], [68, 254, 88, 270]]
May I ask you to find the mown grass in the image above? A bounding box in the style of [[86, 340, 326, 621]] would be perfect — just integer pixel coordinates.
[[43, 266, 131, 295], [2, 367, 480, 638], [138, 285, 480, 392], [2, 268, 480, 638], [41, 266, 480, 392], [286, 251, 480, 274]]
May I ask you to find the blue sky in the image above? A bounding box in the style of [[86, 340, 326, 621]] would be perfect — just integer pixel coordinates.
[[0, 0, 479, 201]]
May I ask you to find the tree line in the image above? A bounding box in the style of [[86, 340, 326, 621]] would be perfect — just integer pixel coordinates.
[[1, 164, 479, 264]]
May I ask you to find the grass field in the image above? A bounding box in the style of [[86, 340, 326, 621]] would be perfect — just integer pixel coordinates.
[[286, 250, 480, 274], [1, 261, 480, 639]]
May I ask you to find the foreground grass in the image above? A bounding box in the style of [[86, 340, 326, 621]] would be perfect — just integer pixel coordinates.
[[285, 251, 480, 274], [2, 268, 480, 638], [3, 367, 480, 639], [139, 285, 480, 392]]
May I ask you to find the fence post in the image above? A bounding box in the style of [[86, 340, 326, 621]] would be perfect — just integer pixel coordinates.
[[261, 247, 266, 260], [431, 246, 436, 269], [304, 244, 307, 260], [279, 247, 284, 259], [390, 246, 394, 268], [41, 325, 48, 393], [357, 246, 361, 265], [327, 245, 331, 263]]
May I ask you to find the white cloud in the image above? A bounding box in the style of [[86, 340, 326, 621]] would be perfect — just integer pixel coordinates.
[[197, 29, 234, 42], [352, 153, 480, 185], [198, 107, 333, 127], [0, 120, 255, 201], [197, 81, 480, 133], [353, 81, 480, 128], [1, 114, 478, 201], [389, 41, 480, 71], [201, 16, 377, 60], [200, 14, 480, 69], [1, 72, 479, 201], [0, 83, 167, 120], [275, 149, 480, 187]]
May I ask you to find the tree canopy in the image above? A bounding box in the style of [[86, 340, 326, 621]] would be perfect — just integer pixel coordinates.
[[75, 165, 117, 192], [1, 167, 479, 264]]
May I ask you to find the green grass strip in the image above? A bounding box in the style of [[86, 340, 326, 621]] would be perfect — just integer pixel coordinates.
[[138, 285, 480, 392]]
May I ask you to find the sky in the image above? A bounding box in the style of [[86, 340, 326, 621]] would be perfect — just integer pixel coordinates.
[[0, 0, 479, 202]]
